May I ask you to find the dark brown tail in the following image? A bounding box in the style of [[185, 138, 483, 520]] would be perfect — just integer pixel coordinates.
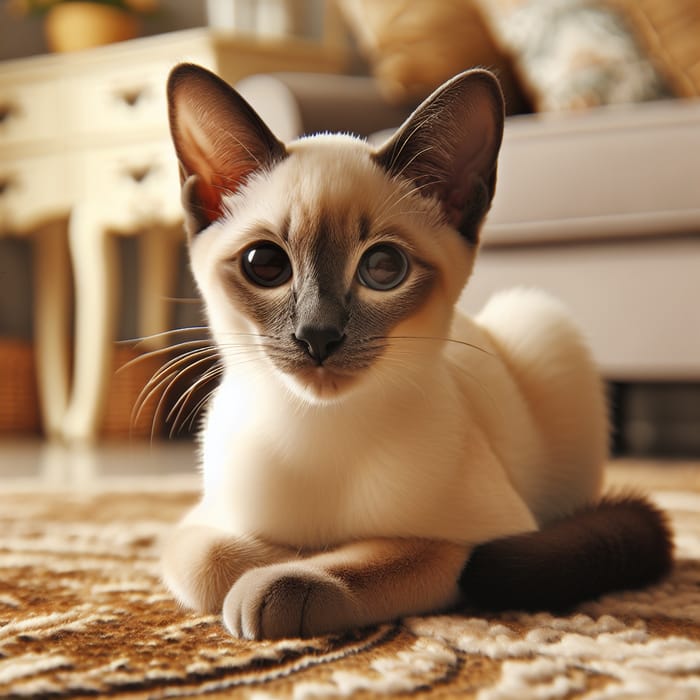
[[459, 495, 674, 612]]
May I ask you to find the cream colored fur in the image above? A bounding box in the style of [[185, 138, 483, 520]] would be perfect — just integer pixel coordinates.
[[161, 64, 608, 639], [162, 136, 607, 637]]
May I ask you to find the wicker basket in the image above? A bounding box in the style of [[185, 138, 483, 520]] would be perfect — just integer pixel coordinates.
[[101, 342, 221, 440], [101, 344, 169, 440], [0, 339, 41, 435]]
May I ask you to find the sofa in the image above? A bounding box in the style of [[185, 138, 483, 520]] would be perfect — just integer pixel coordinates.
[[235, 71, 700, 384], [207, 0, 700, 454]]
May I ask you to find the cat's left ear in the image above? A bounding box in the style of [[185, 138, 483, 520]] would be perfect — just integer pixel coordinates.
[[167, 63, 287, 237], [373, 70, 504, 243]]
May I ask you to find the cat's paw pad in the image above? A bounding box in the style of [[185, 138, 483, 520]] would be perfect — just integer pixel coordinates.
[[223, 564, 358, 639]]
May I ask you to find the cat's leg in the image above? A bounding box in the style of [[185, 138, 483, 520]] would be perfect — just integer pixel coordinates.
[[161, 525, 296, 613], [223, 538, 469, 639]]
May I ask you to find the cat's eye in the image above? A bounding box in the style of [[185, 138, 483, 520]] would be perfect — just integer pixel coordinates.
[[357, 244, 408, 291], [241, 243, 292, 288]]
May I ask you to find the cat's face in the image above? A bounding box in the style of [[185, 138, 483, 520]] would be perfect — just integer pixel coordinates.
[[189, 137, 473, 401], [168, 65, 503, 402]]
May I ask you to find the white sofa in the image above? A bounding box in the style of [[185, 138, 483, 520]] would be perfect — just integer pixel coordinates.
[[465, 98, 700, 381], [237, 73, 700, 382]]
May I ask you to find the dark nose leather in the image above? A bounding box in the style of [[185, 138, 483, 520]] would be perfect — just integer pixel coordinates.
[[294, 325, 345, 364]]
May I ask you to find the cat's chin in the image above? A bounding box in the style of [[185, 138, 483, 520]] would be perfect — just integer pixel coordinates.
[[281, 367, 360, 405]]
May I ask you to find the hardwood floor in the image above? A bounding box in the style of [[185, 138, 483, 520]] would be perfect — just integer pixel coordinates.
[[0, 438, 198, 490], [1, 438, 698, 494]]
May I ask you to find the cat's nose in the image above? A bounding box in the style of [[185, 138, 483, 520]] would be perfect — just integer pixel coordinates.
[[294, 325, 345, 364]]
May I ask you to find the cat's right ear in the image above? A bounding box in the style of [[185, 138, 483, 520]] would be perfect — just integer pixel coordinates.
[[373, 70, 504, 244], [167, 63, 287, 237]]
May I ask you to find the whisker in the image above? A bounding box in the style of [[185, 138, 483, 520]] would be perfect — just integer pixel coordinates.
[[118, 325, 209, 344], [165, 356, 227, 427], [134, 336, 276, 436], [169, 353, 269, 436], [117, 339, 212, 374], [375, 335, 494, 358], [182, 387, 218, 435], [132, 362, 192, 434], [140, 345, 219, 392], [163, 346, 265, 428], [450, 363, 502, 416], [170, 367, 225, 437], [149, 352, 223, 442], [157, 296, 203, 304], [378, 343, 502, 414], [217, 331, 279, 340], [165, 365, 223, 437], [118, 327, 211, 354], [131, 347, 220, 429]]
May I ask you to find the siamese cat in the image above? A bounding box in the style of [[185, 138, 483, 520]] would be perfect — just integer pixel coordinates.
[[161, 64, 672, 639]]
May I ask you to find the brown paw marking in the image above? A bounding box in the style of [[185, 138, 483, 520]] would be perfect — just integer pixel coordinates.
[[223, 564, 359, 639]]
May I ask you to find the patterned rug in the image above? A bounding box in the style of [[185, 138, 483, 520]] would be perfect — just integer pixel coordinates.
[[1, 460, 699, 699]]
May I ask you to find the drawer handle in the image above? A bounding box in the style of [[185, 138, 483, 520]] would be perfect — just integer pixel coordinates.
[[116, 87, 148, 108], [0, 103, 18, 124], [0, 176, 14, 196], [126, 165, 154, 183]]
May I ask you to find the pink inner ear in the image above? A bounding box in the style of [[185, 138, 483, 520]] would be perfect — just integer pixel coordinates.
[[191, 175, 223, 225], [177, 113, 221, 222], [177, 104, 257, 223], [171, 74, 280, 226]]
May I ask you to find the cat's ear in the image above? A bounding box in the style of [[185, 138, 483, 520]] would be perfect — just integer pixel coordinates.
[[373, 70, 504, 243], [167, 63, 287, 237]]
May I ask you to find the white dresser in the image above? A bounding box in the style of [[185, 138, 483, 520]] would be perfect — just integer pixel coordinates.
[[0, 28, 346, 442]]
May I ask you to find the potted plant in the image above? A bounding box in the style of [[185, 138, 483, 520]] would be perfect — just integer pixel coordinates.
[[9, 0, 159, 52]]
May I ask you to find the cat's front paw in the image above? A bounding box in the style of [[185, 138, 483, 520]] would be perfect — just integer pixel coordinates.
[[223, 564, 360, 639]]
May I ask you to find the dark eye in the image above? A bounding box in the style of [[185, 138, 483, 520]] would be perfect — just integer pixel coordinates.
[[241, 243, 292, 287], [357, 244, 408, 291]]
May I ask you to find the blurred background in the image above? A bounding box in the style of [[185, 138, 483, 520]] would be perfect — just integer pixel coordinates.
[[0, 0, 698, 477]]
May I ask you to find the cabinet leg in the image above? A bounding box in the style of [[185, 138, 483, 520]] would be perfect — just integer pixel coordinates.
[[62, 205, 119, 443], [138, 225, 181, 349], [32, 220, 72, 438]]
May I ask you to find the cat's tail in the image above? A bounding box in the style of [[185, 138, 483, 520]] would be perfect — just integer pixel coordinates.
[[459, 494, 673, 611]]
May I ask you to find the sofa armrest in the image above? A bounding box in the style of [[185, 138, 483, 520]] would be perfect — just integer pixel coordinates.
[[234, 73, 414, 142]]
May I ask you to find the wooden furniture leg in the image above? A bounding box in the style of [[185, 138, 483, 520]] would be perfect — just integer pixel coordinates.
[[32, 220, 72, 438], [138, 224, 181, 349], [62, 204, 119, 443]]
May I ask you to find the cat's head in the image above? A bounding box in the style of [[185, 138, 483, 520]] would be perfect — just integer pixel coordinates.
[[167, 64, 503, 403]]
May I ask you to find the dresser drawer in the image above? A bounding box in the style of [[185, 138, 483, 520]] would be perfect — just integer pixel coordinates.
[[76, 141, 181, 227], [66, 62, 183, 137], [0, 81, 61, 147], [0, 154, 70, 231]]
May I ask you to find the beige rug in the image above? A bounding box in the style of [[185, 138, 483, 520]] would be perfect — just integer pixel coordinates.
[[1, 461, 699, 699]]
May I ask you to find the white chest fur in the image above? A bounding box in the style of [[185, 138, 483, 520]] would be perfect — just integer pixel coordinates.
[[190, 326, 550, 549], [185, 290, 607, 551]]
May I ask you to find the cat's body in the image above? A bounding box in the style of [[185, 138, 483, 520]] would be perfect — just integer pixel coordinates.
[[161, 64, 671, 639], [188, 286, 604, 549]]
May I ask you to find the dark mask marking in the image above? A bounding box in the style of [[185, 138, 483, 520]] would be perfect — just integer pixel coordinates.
[[218, 210, 437, 377]]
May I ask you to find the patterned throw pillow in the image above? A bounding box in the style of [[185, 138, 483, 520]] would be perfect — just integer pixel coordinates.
[[336, 0, 528, 114], [607, 0, 700, 99], [476, 0, 671, 111]]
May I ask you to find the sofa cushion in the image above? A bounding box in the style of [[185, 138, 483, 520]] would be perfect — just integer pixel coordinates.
[[608, 0, 700, 99], [336, 0, 526, 113], [371, 97, 700, 246], [462, 235, 700, 379], [483, 97, 700, 246], [476, 0, 670, 112]]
